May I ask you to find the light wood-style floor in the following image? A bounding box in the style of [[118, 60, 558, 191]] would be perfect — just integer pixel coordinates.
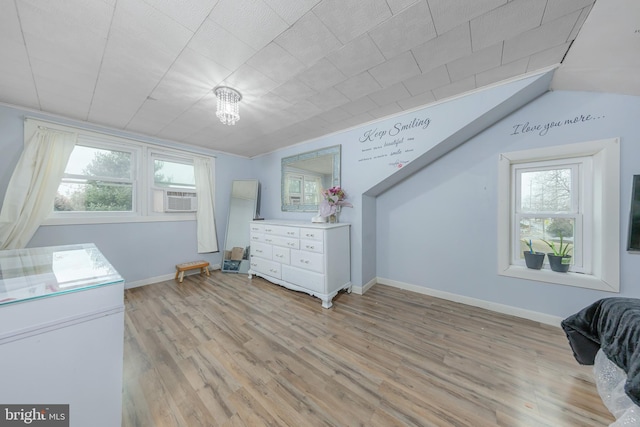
[[122, 271, 614, 427]]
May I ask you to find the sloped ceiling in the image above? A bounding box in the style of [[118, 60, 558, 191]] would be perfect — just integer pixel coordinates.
[[1, 0, 632, 158]]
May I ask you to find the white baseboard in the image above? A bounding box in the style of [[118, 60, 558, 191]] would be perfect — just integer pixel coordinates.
[[351, 277, 376, 295], [376, 277, 563, 327], [125, 263, 221, 289]]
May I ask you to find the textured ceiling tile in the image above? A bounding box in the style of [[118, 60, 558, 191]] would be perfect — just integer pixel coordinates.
[[332, 112, 375, 129], [307, 88, 350, 110], [368, 102, 404, 119], [271, 79, 317, 103], [152, 48, 231, 102], [317, 107, 351, 124], [568, 6, 592, 40], [210, 0, 288, 50], [412, 23, 471, 72], [428, 0, 506, 34], [431, 75, 476, 100], [334, 72, 383, 101], [111, 0, 192, 56], [17, 0, 113, 39], [397, 91, 436, 110], [189, 19, 256, 70], [140, 0, 218, 31], [402, 65, 450, 96], [368, 1, 436, 59], [503, 11, 581, 63], [475, 57, 528, 87], [0, 79, 39, 110], [447, 43, 503, 81], [369, 51, 421, 87], [368, 83, 412, 106], [296, 59, 347, 91], [527, 42, 571, 71], [341, 96, 378, 116], [246, 42, 306, 84], [262, 0, 321, 24], [275, 12, 342, 66], [386, 0, 421, 15], [285, 100, 323, 121], [222, 64, 279, 99], [326, 34, 386, 77], [470, 0, 546, 51], [130, 100, 186, 127], [543, 0, 594, 23], [0, 0, 25, 43], [313, 0, 391, 44]]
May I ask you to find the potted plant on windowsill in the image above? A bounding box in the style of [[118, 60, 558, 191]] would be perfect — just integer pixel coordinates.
[[543, 235, 573, 272], [522, 240, 545, 269]]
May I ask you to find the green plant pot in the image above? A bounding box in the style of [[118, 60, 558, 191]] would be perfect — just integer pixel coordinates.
[[547, 254, 571, 272], [523, 251, 545, 269]]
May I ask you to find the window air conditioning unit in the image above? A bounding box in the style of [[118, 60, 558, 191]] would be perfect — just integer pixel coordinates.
[[164, 190, 197, 212]]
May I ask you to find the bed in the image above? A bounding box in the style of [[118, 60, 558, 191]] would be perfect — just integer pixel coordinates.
[[562, 297, 640, 426]]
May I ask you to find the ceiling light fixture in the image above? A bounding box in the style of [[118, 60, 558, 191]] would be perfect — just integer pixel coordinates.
[[214, 86, 242, 126]]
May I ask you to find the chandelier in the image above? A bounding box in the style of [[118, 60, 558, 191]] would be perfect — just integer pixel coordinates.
[[214, 86, 242, 125]]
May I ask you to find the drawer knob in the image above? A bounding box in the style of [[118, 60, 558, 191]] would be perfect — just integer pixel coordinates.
[[306, 245, 314, 249]]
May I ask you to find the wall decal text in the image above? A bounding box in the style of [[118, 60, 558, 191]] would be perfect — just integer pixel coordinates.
[[510, 113, 605, 137]]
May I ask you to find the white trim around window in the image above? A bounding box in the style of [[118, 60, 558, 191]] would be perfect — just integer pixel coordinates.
[[24, 118, 212, 226], [497, 138, 620, 292]]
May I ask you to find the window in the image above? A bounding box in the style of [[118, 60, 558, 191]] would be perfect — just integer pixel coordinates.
[[284, 172, 322, 205], [27, 119, 212, 225], [56, 142, 136, 213], [498, 138, 620, 292], [150, 153, 197, 213], [513, 159, 591, 272]]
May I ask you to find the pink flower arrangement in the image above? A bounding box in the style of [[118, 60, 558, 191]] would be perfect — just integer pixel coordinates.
[[319, 186, 353, 217]]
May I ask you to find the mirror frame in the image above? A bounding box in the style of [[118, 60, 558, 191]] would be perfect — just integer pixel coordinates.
[[222, 179, 260, 274], [281, 145, 341, 212]]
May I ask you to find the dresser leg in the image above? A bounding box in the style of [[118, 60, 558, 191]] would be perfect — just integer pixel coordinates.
[[321, 298, 333, 309]]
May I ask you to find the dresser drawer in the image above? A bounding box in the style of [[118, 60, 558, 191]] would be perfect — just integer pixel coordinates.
[[250, 232, 266, 243], [290, 249, 324, 273], [250, 257, 281, 279], [272, 246, 290, 265], [263, 225, 299, 238], [300, 239, 323, 254], [265, 235, 299, 250], [299, 228, 323, 241], [282, 265, 324, 294], [250, 223, 265, 233], [251, 242, 272, 260]]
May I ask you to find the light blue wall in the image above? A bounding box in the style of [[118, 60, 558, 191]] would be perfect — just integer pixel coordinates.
[[376, 91, 640, 318], [2, 83, 638, 319], [254, 72, 552, 289], [0, 104, 253, 285]]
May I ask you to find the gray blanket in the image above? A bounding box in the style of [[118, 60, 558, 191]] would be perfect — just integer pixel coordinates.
[[561, 297, 640, 406]]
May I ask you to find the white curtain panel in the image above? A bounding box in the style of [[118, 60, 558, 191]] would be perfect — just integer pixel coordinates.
[[0, 128, 76, 249], [194, 156, 218, 253]]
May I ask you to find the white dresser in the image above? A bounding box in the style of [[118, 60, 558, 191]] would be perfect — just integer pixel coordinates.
[[248, 220, 351, 308]]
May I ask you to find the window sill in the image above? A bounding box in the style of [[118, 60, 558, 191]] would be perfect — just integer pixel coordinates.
[[499, 265, 618, 292], [42, 213, 196, 226]]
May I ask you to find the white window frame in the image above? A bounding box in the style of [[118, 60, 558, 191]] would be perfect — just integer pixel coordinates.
[[54, 136, 141, 220], [149, 151, 197, 215], [25, 119, 211, 225], [497, 138, 620, 292], [511, 159, 590, 273]]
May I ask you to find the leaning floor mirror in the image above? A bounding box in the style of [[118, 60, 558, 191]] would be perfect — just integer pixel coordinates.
[[222, 179, 260, 274]]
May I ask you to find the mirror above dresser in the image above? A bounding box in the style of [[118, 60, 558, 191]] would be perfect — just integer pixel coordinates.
[[281, 145, 341, 212]]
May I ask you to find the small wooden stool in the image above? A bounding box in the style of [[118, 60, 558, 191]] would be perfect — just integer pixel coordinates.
[[175, 260, 210, 283]]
